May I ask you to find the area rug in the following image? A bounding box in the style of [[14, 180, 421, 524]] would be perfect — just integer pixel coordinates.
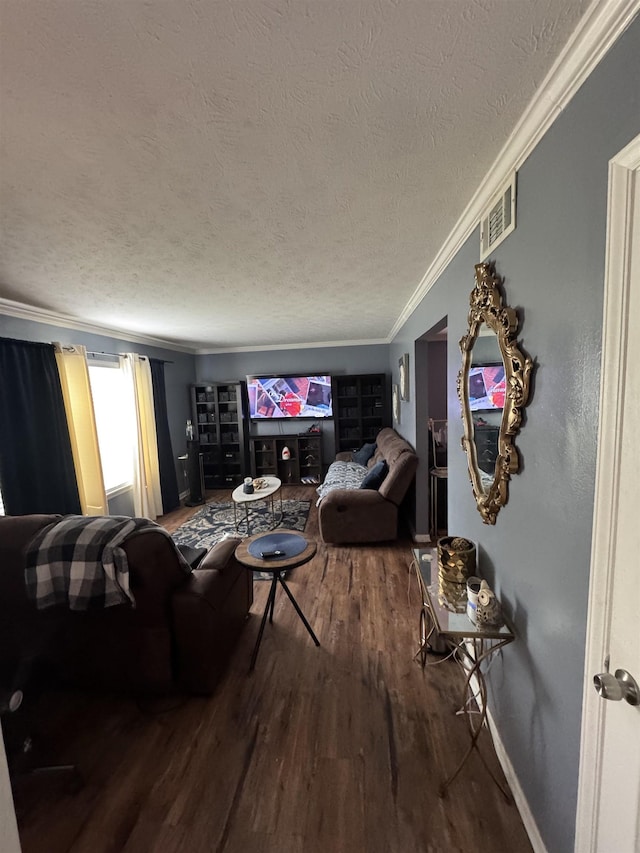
[[171, 499, 310, 579]]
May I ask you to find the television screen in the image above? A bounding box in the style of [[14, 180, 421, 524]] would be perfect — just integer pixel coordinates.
[[247, 375, 333, 419], [468, 364, 505, 412]]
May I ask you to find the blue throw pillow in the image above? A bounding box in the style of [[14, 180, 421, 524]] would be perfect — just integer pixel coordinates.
[[360, 460, 388, 490], [352, 442, 377, 466]]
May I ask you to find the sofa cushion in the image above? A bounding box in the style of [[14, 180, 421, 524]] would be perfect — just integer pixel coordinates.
[[369, 447, 384, 468], [352, 442, 377, 466], [360, 460, 388, 490], [376, 428, 413, 467], [378, 450, 418, 505]]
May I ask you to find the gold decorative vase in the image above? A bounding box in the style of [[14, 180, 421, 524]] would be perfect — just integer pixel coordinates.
[[437, 573, 468, 613], [437, 536, 476, 584]]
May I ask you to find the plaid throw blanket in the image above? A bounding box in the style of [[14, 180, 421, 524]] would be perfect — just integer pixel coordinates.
[[25, 515, 191, 611]]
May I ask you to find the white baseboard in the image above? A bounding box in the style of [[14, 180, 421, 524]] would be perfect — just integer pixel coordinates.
[[462, 649, 546, 853], [485, 707, 548, 853]]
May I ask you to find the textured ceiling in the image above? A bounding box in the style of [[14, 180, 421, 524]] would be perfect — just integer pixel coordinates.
[[0, 0, 591, 352]]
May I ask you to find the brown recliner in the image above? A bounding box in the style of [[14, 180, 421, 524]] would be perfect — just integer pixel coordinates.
[[318, 428, 418, 544], [0, 514, 253, 696]]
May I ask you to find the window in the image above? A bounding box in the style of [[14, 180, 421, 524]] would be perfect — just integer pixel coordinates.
[[88, 360, 136, 494]]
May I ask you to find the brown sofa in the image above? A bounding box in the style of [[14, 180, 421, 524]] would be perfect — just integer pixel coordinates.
[[318, 427, 418, 544], [0, 514, 253, 696]]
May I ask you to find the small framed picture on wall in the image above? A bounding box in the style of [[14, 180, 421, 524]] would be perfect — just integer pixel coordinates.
[[399, 353, 410, 401], [392, 383, 400, 424]]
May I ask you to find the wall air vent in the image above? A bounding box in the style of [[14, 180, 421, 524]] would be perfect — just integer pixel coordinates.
[[480, 173, 517, 260]]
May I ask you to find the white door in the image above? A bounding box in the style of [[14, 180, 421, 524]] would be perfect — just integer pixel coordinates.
[[575, 136, 640, 852]]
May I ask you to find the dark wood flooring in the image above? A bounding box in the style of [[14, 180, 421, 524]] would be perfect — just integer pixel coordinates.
[[9, 487, 532, 852]]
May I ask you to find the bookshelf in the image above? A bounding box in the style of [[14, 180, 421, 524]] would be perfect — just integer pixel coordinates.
[[332, 373, 390, 454], [191, 382, 249, 489]]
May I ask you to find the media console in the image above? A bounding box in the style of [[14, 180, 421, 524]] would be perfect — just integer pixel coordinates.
[[249, 434, 323, 485]]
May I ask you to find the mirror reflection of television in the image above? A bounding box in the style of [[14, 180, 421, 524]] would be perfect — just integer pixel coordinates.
[[247, 375, 333, 419], [468, 363, 505, 412]]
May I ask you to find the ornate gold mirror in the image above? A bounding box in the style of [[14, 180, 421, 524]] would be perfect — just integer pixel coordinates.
[[457, 262, 533, 524]]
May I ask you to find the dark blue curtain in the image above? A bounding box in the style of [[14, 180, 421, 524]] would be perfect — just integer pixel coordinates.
[[0, 337, 81, 515], [149, 358, 180, 514]]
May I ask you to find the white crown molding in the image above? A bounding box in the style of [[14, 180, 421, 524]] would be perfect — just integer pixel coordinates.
[[0, 295, 388, 355], [388, 0, 640, 341], [195, 337, 390, 355], [0, 297, 195, 354]]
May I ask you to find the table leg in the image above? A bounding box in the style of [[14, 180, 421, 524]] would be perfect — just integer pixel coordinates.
[[244, 503, 251, 536], [419, 608, 428, 668], [269, 585, 276, 623], [269, 491, 283, 529], [439, 638, 513, 802], [277, 573, 320, 646], [249, 574, 278, 671]]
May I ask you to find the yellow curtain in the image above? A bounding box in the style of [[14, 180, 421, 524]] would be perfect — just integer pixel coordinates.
[[53, 343, 108, 515], [123, 353, 162, 519]]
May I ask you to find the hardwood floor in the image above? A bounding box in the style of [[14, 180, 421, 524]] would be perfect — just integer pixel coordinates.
[[10, 487, 532, 852]]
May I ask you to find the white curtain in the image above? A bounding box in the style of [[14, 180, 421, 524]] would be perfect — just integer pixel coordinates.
[[53, 343, 108, 515], [122, 353, 162, 519]]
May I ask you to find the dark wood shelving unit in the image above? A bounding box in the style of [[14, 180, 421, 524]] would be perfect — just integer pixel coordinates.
[[332, 373, 391, 454], [250, 434, 323, 485], [191, 381, 249, 489]]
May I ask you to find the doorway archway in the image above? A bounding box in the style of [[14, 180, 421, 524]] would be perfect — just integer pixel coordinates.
[[414, 317, 448, 542]]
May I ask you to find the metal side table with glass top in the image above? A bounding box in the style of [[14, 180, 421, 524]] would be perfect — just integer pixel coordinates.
[[411, 547, 515, 801]]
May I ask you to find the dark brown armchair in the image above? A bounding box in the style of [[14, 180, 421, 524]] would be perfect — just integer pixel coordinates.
[[0, 514, 253, 696]]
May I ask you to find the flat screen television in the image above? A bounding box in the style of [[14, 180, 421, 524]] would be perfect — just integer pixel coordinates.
[[468, 364, 505, 412], [247, 375, 333, 420]]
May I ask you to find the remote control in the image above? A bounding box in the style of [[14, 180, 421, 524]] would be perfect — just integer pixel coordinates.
[[260, 549, 284, 558]]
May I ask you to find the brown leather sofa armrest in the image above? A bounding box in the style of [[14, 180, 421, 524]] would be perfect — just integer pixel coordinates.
[[320, 488, 386, 508], [179, 568, 226, 611], [335, 451, 352, 463], [199, 536, 242, 571], [318, 488, 397, 544], [172, 560, 252, 695]]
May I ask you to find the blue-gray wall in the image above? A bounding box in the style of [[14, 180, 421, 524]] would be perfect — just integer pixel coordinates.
[[0, 314, 196, 512], [389, 17, 640, 853]]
